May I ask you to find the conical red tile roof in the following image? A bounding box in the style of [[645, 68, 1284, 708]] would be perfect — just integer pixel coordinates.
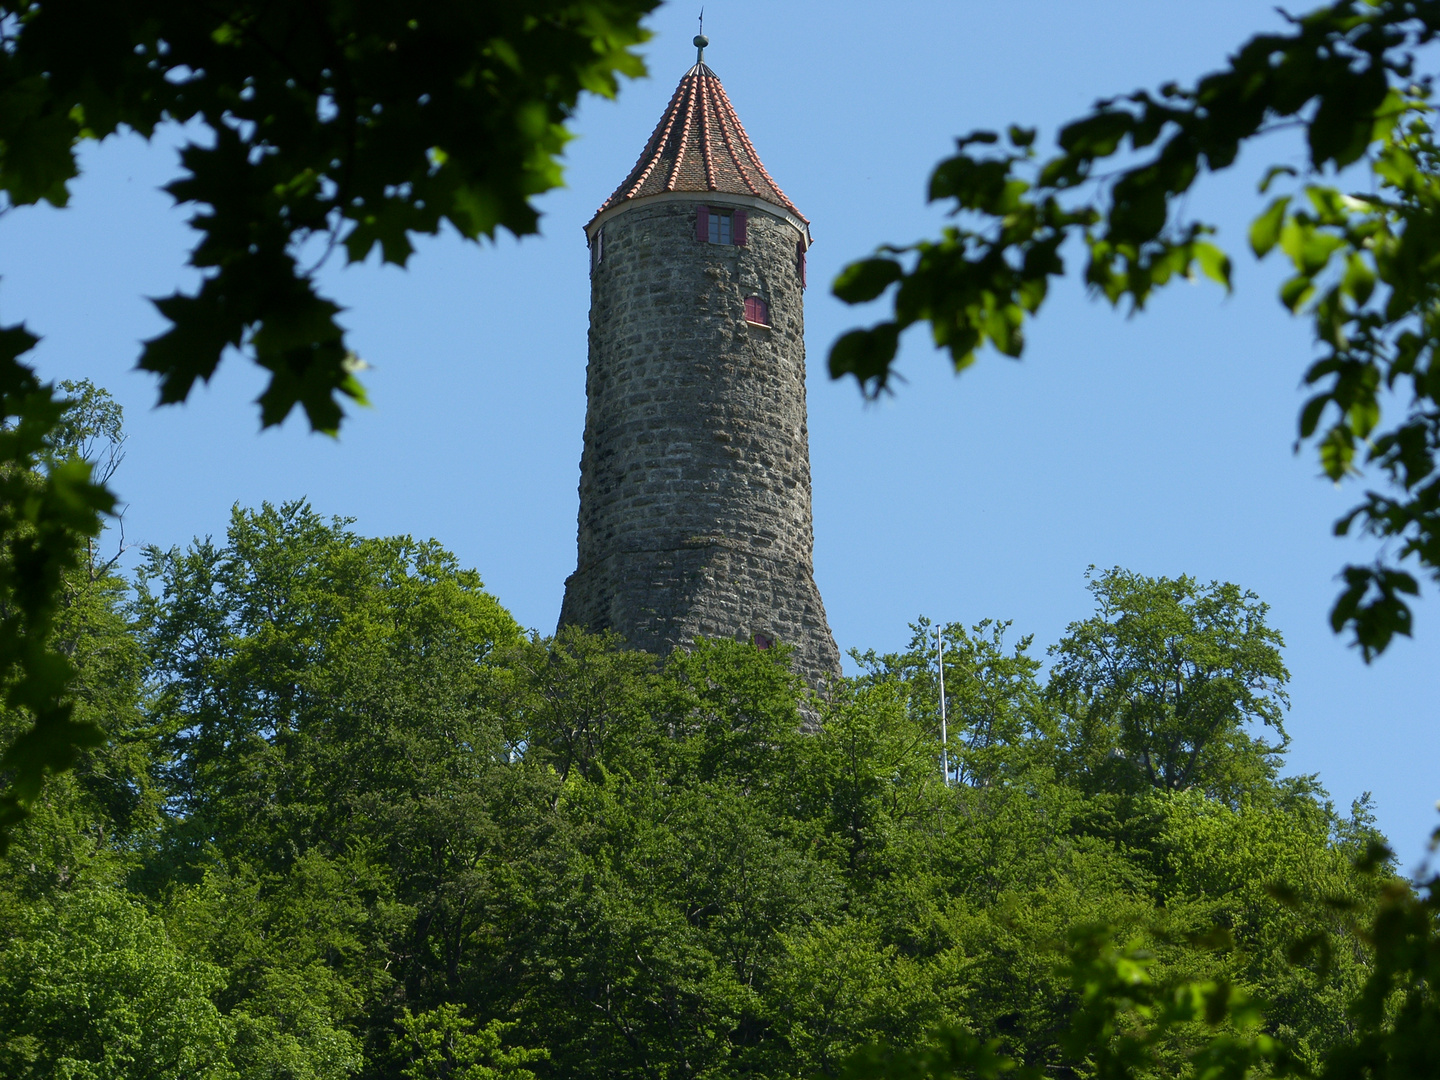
[[592, 61, 808, 231]]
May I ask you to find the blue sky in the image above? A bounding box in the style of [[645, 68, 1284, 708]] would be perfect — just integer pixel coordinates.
[[4, 1, 1437, 866]]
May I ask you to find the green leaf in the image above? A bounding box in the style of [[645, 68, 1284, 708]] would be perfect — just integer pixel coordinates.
[[829, 323, 900, 393], [928, 156, 1015, 209], [1258, 165, 1297, 194], [138, 291, 243, 406], [1331, 565, 1417, 660], [1298, 393, 1329, 439], [1279, 274, 1315, 313], [1279, 218, 1341, 276], [1249, 197, 1290, 258], [1308, 67, 1386, 169], [833, 259, 905, 305], [1264, 881, 1301, 908], [1108, 179, 1168, 244], [1192, 242, 1232, 289], [1058, 110, 1135, 158], [1341, 253, 1376, 306]]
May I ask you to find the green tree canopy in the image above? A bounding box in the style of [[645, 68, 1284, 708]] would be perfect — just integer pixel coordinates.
[[0, 889, 232, 1079], [1048, 568, 1290, 803], [134, 499, 521, 867], [0, 499, 1401, 1077]]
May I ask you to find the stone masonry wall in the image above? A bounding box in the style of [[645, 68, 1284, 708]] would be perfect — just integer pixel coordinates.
[[559, 197, 841, 687]]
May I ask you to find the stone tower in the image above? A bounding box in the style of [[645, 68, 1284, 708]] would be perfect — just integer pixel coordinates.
[[559, 39, 841, 687]]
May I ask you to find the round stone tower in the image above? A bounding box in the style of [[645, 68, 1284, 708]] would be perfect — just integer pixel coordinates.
[[558, 40, 841, 686]]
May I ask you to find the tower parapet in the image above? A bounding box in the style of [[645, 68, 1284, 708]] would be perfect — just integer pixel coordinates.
[[559, 51, 840, 687]]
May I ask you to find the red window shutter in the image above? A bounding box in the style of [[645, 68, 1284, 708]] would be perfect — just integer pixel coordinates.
[[798, 243, 806, 289], [696, 205, 709, 242], [733, 209, 747, 245]]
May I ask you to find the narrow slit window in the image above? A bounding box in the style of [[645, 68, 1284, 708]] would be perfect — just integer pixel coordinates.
[[744, 296, 771, 326], [591, 225, 604, 269]]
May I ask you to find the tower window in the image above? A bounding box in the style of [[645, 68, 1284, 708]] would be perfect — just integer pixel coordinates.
[[744, 296, 771, 326], [709, 211, 732, 245], [697, 206, 748, 245], [591, 225, 604, 268]]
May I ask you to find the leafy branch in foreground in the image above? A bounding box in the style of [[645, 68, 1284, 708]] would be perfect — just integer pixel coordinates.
[[829, 0, 1440, 658], [0, 0, 655, 851], [0, 328, 113, 851], [0, 0, 657, 432]]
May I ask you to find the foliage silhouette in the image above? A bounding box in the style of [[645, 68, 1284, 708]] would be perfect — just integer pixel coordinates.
[[0, 0, 656, 846], [831, 0, 1440, 657]]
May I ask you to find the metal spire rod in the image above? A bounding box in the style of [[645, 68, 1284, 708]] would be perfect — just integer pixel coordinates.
[[694, 8, 708, 64]]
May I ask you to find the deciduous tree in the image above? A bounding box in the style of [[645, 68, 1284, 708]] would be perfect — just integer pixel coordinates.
[[1048, 568, 1290, 803]]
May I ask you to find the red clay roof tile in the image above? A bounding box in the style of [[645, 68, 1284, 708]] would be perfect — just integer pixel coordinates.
[[592, 62, 807, 228]]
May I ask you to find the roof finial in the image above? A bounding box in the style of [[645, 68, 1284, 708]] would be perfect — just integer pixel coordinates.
[[694, 9, 708, 65]]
